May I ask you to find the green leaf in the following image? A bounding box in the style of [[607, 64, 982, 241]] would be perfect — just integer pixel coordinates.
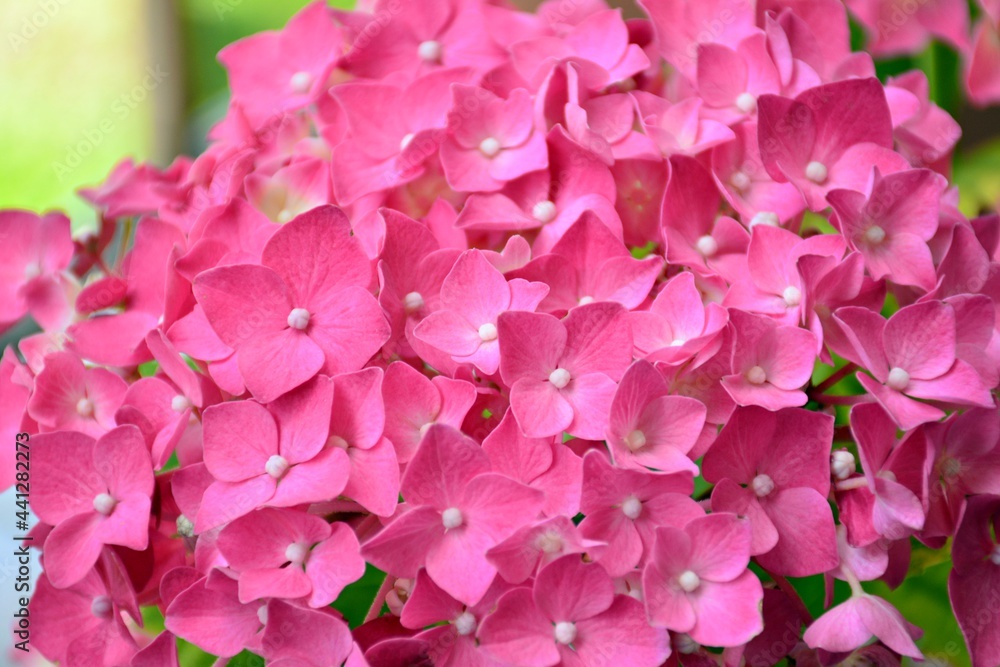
[[333, 562, 386, 628]]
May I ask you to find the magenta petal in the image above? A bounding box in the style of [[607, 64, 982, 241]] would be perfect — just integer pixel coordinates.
[[479, 588, 560, 667], [43, 512, 103, 588], [688, 571, 764, 647]]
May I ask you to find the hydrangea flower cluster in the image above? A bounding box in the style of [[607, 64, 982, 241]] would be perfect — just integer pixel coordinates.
[[3, 0, 1000, 665]]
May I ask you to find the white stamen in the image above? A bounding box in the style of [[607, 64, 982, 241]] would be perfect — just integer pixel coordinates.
[[287, 308, 310, 330], [532, 200, 557, 223], [258, 606, 269, 625], [831, 450, 856, 480], [289, 71, 313, 94], [176, 514, 195, 537], [265, 455, 290, 479], [676, 634, 699, 654], [328, 435, 350, 450], [729, 171, 751, 191], [536, 531, 564, 554], [735, 92, 757, 114], [479, 137, 501, 158], [805, 161, 828, 183], [442, 507, 463, 530], [277, 209, 295, 224], [864, 225, 886, 245], [403, 291, 425, 313], [417, 40, 443, 62], [621, 496, 643, 520], [678, 570, 701, 592], [941, 457, 962, 479], [887, 367, 910, 391], [578, 295, 595, 306], [746, 366, 767, 385], [696, 234, 719, 257], [76, 397, 94, 417], [91, 596, 113, 618], [554, 621, 577, 645], [749, 211, 779, 228], [453, 611, 477, 636], [24, 263, 41, 280], [782, 285, 802, 307], [171, 395, 192, 412], [625, 430, 647, 451], [991, 545, 1000, 566], [419, 422, 434, 438], [478, 323, 498, 342], [285, 542, 310, 565], [670, 338, 686, 347], [751, 473, 775, 498], [400, 133, 415, 151], [548, 368, 571, 389], [93, 493, 117, 516]]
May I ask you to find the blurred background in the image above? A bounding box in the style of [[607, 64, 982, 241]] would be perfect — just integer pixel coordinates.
[[0, 1, 997, 665]]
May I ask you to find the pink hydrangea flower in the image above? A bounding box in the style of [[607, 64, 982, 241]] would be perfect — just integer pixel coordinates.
[[479, 555, 671, 667], [643, 512, 764, 647]]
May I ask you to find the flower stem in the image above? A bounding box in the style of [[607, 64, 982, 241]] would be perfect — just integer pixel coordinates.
[[811, 363, 858, 395], [364, 574, 394, 623], [811, 393, 865, 406]]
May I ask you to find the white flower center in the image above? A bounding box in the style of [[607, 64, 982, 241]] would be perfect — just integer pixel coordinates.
[[696, 234, 718, 257], [887, 367, 910, 391], [453, 611, 477, 636], [176, 514, 195, 537], [91, 596, 113, 619], [752, 473, 775, 497], [625, 430, 647, 451], [536, 531, 564, 554], [746, 365, 767, 385], [257, 606, 269, 625], [621, 496, 642, 519], [991, 545, 1000, 566], [285, 542, 310, 565], [171, 395, 192, 412], [328, 435, 350, 450], [554, 621, 577, 645], [478, 323, 498, 342], [670, 338, 686, 347], [831, 450, 856, 480], [782, 285, 802, 307], [532, 200, 557, 223], [265, 455, 290, 479], [287, 308, 310, 330], [417, 40, 443, 62], [277, 209, 295, 224], [735, 92, 757, 114], [729, 171, 751, 191], [864, 225, 886, 245], [24, 263, 41, 280], [400, 133, 415, 151], [941, 457, 962, 479], [548, 368, 571, 389], [93, 493, 117, 516], [678, 570, 701, 592], [442, 507, 463, 530], [676, 634, 699, 654], [403, 291, 425, 313], [805, 161, 828, 183], [419, 422, 434, 438], [749, 211, 779, 228], [578, 295, 595, 306], [479, 137, 502, 158], [289, 71, 313, 94], [76, 397, 94, 417]]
